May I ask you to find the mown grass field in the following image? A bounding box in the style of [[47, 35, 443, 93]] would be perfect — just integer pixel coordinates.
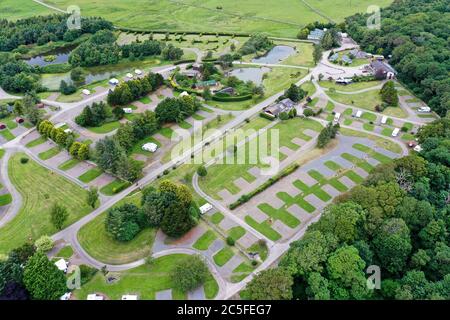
[[9, 0, 393, 38], [0, 153, 92, 255], [74, 254, 219, 300]]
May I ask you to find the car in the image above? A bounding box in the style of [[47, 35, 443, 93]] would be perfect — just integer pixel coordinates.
[[417, 106, 431, 113]]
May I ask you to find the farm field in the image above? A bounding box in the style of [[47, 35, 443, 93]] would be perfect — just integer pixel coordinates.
[[14, 0, 393, 37]]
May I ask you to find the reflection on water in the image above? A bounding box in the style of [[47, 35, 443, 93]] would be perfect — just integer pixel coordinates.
[[229, 67, 271, 85], [251, 45, 295, 64], [24, 46, 76, 67]]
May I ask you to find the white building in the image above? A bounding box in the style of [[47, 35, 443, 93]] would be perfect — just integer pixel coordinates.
[[87, 294, 104, 300], [142, 142, 158, 153], [199, 203, 213, 215], [121, 295, 138, 300], [123, 108, 133, 114], [82, 89, 91, 95], [54, 259, 68, 273], [109, 78, 119, 85]]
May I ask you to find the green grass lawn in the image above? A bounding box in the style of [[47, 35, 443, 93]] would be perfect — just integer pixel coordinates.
[[0, 153, 92, 254], [131, 136, 161, 156], [25, 136, 47, 148], [0, 149, 4, 159], [324, 160, 342, 171], [227, 226, 246, 241], [158, 127, 175, 139], [100, 179, 131, 196], [192, 113, 205, 121], [210, 212, 224, 225], [192, 230, 217, 250], [78, 168, 103, 183], [381, 127, 394, 137], [245, 215, 281, 241], [213, 247, 234, 267], [58, 158, 81, 171], [38, 146, 61, 160], [362, 112, 377, 122], [74, 254, 218, 300], [87, 121, 121, 134], [363, 123, 375, 131], [0, 129, 15, 141], [0, 194, 12, 206], [139, 96, 152, 104], [319, 80, 381, 92], [340, 128, 402, 154], [258, 203, 300, 228], [325, 101, 335, 112], [179, 120, 192, 129], [77, 210, 157, 265], [55, 246, 74, 259]]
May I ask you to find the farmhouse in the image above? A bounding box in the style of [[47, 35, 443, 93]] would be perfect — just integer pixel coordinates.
[[368, 60, 397, 80], [307, 28, 326, 43], [263, 98, 295, 117]]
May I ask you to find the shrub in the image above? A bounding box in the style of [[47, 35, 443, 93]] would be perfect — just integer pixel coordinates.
[[20, 157, 29, 164], [303, 108, 314, 117], [34, 235, 54, 252], [79, 265, 98, 285], [226, 237, 235, 246]]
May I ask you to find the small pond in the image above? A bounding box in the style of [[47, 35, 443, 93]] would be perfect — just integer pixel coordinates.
[[229, 67, 271, 85], [251, 45, 295, 64], [24, 45, 76, 67]]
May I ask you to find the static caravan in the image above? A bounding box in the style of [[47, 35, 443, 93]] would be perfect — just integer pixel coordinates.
[[392, 128, 400, 137], [334, 112, 341, 122], [381, 116, 388, 124], [417, 106, 431, 113], [355, 110, 362, 118]]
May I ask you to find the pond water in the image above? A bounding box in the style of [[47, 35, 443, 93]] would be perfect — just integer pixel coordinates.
[[251, 45, 295, 64], [229, 67, 271, 85], [24, 46, 76, 67], [40, 59, 162, 91]]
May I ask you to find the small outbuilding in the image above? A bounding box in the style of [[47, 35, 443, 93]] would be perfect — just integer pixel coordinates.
[[199, 203, 213, 215], [54, 258, 68, 273], [142, 142, 158, 153], [109, 78, 119, 85], [87, 294, 104, 300]]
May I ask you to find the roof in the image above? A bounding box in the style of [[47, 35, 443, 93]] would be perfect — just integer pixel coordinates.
[[54, 259, 67, 271], [280, 98, 295, 108], [341, 55, 353, 63], [329, 53, 339, 62], [199, 203, 213, 214], [307, 28, 325, 41], [195, 80, 217, 87], [370, 60, 397, 75]]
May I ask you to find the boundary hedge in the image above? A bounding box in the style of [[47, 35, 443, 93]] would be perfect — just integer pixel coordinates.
[[229, 163, 300, 210]]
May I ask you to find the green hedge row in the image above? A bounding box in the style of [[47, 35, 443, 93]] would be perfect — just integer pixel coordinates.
[[116, 27, 250, 37], [212, 94, 252, 102], [173, 59, 196, 65], [229, 163, 300, 210]]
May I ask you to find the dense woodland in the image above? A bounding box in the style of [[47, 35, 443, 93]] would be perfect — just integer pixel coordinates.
[[0, 14, 112, 52], [345, 0, 450, 117], [243, 118, 450, 300]]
